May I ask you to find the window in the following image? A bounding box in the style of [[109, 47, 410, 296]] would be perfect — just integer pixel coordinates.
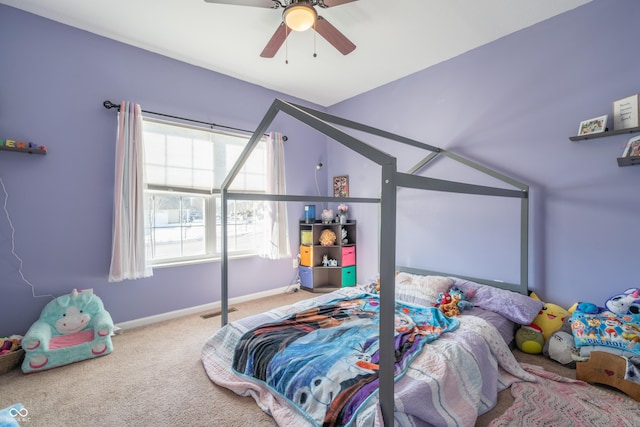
[[142, 119, 267, 265]]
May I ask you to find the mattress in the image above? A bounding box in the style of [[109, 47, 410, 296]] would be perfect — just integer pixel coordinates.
[[201, 285, 537, 426]]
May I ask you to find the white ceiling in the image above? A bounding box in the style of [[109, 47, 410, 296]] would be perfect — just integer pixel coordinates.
[[1, 0, 591, 107]]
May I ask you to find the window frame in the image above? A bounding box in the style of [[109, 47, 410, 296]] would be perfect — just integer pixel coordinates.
[[141, 118, 267, 267]]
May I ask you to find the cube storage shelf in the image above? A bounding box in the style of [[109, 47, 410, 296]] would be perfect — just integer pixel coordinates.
[[298, 220, 356, 292]]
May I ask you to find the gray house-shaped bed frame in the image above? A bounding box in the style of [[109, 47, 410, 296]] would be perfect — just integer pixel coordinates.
[[219, 98, 529, 425]]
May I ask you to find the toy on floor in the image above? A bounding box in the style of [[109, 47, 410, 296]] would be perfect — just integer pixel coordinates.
[[22, 289, 113, 373], [0, 335, 22, 355], [516, 324, 545, 354], [604, 288, 640, 315], [530, 292, 570, 340], [543, 316, 584, 367]]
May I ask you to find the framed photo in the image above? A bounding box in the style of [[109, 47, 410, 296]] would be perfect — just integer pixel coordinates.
[[622, 135, 640, 157], [578, 115, 608, 136], [333, 175, 349, 197], [613, 94, 639, 130]]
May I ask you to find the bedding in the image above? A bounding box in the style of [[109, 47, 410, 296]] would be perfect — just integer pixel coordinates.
[[232, 294, 458, 425], [571, 311, 640, 358], [202, 281, 538, 426]]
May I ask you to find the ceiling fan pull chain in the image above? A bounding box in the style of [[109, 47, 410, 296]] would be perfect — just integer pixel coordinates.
[[313, 21, 317, 58], [285, 25, 289, 64]]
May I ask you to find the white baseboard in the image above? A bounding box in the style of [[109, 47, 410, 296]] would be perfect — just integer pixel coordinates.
[[115, 286, 292, 331]]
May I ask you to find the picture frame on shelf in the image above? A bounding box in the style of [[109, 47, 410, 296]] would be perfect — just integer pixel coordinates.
[[578, 115, 608, 136], [333, 175, 349, 198], [622, 135, 640, 157], [613, 94, 639, 130]]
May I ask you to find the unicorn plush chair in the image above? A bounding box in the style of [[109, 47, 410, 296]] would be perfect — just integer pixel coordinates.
[[22, 289, 113, 373]]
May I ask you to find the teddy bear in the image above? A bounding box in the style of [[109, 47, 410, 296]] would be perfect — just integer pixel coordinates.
[[438, 293, 461, 317]]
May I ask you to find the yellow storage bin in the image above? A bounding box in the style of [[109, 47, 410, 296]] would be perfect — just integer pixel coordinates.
[[301, 230, 313, 246]]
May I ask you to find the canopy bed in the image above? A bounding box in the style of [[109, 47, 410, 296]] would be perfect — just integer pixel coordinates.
[[206, 99, 531, 425]]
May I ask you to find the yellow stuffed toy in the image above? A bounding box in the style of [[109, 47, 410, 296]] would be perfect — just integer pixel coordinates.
[[530, 292, 570, 341]]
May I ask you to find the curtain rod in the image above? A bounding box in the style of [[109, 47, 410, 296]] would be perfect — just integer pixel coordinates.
[[102, 100, 283, 139]]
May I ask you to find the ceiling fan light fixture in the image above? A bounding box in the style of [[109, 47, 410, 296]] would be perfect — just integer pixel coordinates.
[[283, 3, 317, 32]]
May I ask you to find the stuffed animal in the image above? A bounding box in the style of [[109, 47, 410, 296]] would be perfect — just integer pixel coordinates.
[[439, 294, 461, 317], [604, 288, 640, 315], [448, 286, 474, 311], [320, 228, 336, 246], [319, 229, 336, 246], [530, 292, 570, 341], [543, 316, 584, 367], [435, 292, 451, 308], [0, 335, 22, 355], [571, 301, 600, 315], [515, 324, 545, 354]]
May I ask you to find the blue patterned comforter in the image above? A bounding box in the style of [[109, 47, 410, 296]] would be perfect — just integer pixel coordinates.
[[231, 294, 458, 426]]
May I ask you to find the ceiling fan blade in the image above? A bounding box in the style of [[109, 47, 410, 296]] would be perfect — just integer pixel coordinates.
[[260, 23, 289, 58], [203, 0, 277, 8], [314, 16, 356, 55], [318, 0, 359, 8]]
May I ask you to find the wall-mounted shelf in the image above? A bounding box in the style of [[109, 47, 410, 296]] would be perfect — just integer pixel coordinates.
[[569, 126, 640, 141], [617, 156, 640, 167], [570, 126, 640, 167], [0, 145, 47, 155]]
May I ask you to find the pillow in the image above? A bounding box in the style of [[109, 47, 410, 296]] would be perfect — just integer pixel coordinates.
[[451, 277, 542, 325], [394, 273, 453, 307]]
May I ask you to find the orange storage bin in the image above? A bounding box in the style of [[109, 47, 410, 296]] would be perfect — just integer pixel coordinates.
[[300, 245, 312, 267]]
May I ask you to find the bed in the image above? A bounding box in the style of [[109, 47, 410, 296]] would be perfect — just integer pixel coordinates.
[[214, 99, 531, 425], [202, 272, 543, 426]]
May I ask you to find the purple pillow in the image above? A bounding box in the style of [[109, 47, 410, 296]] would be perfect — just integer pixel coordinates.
[[451, 277, 542, 325]]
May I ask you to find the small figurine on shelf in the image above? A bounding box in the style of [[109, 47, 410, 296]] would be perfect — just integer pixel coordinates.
[[338, 204, 348, 224], [341, 227, 348, 245], [322, 254, 329, 267], [321, 209, 334, 224]]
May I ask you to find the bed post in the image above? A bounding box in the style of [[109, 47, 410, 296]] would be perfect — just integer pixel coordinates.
[[221, 188, 229, 326], [520, 195, 529, 291], [379, 161, 397, 426]]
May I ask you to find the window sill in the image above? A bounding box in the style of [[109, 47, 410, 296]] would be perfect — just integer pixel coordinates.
[[150, 253, 259, 269]]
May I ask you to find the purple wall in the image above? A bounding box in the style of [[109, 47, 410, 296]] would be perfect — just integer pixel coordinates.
[[0, 6, 328, 336], [329, 0, 640, 309]]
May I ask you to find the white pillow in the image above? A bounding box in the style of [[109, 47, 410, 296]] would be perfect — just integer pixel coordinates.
[[394, 273, 453, 307]]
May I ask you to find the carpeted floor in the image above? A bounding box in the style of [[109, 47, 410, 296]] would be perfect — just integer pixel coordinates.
[[0, 289, 636, 426], [488, 363, 640, 426]]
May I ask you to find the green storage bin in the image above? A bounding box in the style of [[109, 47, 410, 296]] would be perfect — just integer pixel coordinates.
[[342, 266, 356, 287]]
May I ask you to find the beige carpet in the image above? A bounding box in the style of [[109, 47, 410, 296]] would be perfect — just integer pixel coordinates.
[[0, 290, 631, 426]]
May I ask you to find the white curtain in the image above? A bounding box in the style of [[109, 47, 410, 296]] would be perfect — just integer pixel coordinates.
[[260, 132, 291, 260], [108, 101, 152, 282]]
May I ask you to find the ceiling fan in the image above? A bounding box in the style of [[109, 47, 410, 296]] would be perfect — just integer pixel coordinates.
[[204, 0, 357, 58]]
